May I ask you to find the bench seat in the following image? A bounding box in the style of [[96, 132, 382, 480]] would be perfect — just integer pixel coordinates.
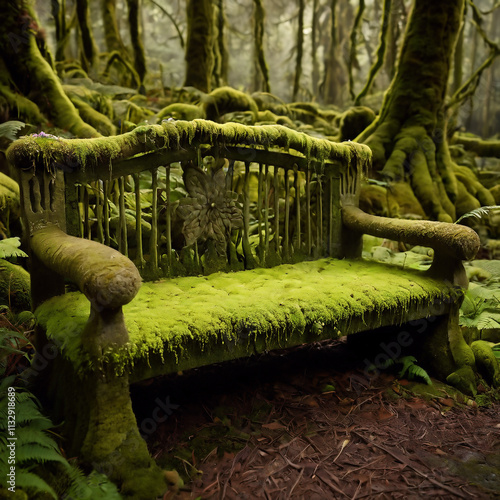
[[36, 257, 457, 382]]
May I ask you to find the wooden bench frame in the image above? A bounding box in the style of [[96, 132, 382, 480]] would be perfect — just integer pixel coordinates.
[[7, 120, 481, 498]]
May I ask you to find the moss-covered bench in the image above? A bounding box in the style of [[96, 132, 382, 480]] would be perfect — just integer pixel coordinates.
[[7, 120, 483, 498]]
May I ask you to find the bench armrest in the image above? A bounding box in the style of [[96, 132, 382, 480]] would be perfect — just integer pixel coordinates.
[[31, 226, 141, 309], [31, 226, 142, 356], [342, 205, 481, 286]]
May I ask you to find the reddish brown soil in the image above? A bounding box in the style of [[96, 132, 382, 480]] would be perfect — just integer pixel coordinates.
[[133, 339, 500, 500]]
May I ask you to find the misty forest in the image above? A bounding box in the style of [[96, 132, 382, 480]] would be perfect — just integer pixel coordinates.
[[0, 0, 500, 499]]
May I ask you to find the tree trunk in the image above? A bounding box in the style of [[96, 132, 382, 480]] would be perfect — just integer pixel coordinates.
[[0, 1, 100, 137], [320, 0, 344, 105], [252, 0, 270, 93], [101, 0, 129, 57], [126, 0, 147, 93], [76, 0, 98, 72], [213, 0, 228, 88], [184, 0, 214, 93], [356, 0, 494, 222], [292, 0, 305, 101], [311, 0, 320, 95]]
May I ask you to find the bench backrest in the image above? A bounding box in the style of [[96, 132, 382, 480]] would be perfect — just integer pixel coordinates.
[[8, 120, 372, 282]]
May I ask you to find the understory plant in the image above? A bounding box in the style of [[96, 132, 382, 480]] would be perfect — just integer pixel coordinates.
[[368, 355, 433, 385], [0, 308, 122, 499]]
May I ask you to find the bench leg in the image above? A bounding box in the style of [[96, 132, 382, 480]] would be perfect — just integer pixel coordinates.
[[421, 303, 478, 395], [47, 358, 167, 499]]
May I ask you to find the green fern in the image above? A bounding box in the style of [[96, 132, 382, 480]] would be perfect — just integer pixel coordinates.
[[368, 355, 432, 385], [14, 470, 58, 499], [455, 205, 500, 224], [492, 344, 500, 361], [0, 120, 26, 142], [0, 379, 122, 499]]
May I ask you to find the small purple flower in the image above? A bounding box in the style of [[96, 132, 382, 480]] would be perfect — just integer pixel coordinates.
[[31, 131, 60, 140]]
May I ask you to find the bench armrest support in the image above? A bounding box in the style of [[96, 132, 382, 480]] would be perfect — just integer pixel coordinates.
[[31, 226, 141, 309], [342, 206, 481, 286], [31, 226, 142, 354]]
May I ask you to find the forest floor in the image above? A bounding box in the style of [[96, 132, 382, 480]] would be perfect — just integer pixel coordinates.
[[132, 338, 500, 500]]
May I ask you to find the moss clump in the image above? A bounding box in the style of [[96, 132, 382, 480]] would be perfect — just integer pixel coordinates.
[[36, 258, 457, 378], [339, 106, 376, 141], [471, 340, 500, 387], [0, 259, 31, 313], [157, 103, 205, 121], [202, 87, 259, 122]]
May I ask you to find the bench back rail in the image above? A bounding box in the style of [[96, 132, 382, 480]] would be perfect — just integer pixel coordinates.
[[10, 121, 370, 286]]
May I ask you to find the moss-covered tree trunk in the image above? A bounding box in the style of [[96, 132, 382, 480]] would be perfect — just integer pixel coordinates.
[[101, 0, 129, 57], [212, 0, 228, 88], [184, 0, 214, 93], [252, 0, 270, 93], [320, 0, 343, 105], [76, 0, 98, 72], [356, 0, 494, 221], [126, 0, 147, 93], [292, 0, 305, 101], [0, 0, 100, 137]]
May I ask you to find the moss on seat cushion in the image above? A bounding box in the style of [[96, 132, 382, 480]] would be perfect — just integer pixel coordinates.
[[35, 258, 459, 380]]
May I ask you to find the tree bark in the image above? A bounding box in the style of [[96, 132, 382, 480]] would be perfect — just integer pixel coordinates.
[[320, 0, 343, 105], [0, 1, 99, 137], [76, 0, 98, 72], [184, 0, 214, 93], [356, 0, 494, 221], [126, 0, 147, 93], [101, 0, 129, 57], [292, 0, 305, 101], [252, 0, 270, 93]]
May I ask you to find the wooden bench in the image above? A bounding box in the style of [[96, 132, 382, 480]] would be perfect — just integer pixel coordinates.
[[7, 120, 481, 498]]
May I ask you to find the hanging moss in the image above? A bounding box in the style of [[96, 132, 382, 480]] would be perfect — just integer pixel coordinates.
[[7, 119, 371, 181]]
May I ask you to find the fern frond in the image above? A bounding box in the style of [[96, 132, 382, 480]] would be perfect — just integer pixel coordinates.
[[15, 470, 58, 500], [16, 428, 61, 450], [0, 374, 17, 393], [455, 205, 500, 224], [407, 365, 433, 385], [16, 443, 70, 466], [0, 237, 29, 259], [0, 120, 26, 142], [397, 356, 418, 378]]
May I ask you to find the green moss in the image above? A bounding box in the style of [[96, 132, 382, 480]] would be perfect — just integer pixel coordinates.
[[471, 340, 500, 387], [36, 258, 457, 378], [0, 259, 31, 313], [339, 106, 376, 141], [202, 87, 259, 122], [7, 119, 372, 175], [157, 103, 205, 121]]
